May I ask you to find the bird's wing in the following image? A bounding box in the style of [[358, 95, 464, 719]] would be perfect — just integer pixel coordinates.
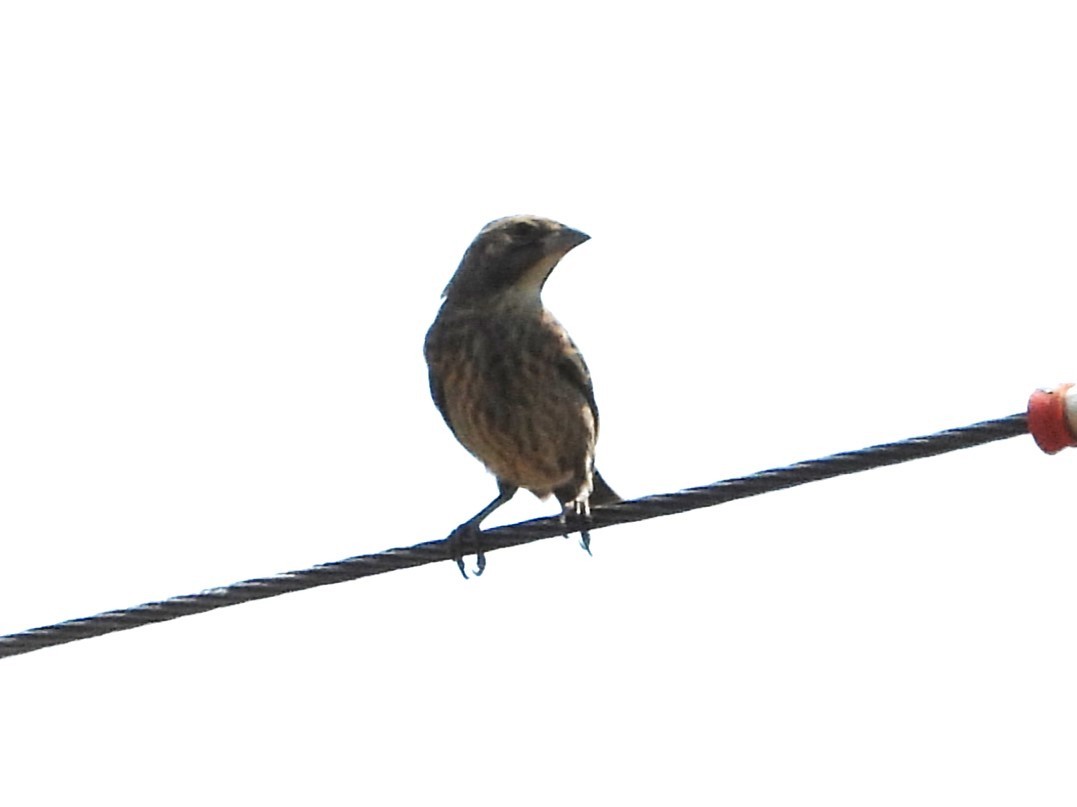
[[558, 340, 620, 503], [427, 367, 459, 438], [557, 339, 600, 435]]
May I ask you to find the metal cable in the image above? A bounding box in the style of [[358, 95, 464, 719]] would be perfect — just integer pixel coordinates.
[[0, 412, 1029, 660]]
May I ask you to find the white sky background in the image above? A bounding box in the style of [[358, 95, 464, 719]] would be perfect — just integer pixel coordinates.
[[2, 1, 1077, 803]]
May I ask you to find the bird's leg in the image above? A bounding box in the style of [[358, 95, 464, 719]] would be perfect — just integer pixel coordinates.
[[448, 482, 517, 578], [561, 497, 593, 556]]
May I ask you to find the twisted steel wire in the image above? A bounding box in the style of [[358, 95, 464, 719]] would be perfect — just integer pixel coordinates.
[[0, 412, 1029, 660]]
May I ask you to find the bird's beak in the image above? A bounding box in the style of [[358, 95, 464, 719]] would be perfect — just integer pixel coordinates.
[[548, 226, 591, 255]]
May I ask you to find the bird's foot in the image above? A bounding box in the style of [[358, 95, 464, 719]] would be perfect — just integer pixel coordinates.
[[561, 500, 593, 556], [447, 520, 486, 579]]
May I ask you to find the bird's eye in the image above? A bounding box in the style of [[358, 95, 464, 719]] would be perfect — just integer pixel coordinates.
[[509, 221, 538, 239]]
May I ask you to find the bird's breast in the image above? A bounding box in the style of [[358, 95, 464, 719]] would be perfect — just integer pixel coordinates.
[[426, 303, 596, 500]]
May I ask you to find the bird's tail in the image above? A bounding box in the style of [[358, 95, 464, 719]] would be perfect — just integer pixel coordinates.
[[590, 469, 621, 506]]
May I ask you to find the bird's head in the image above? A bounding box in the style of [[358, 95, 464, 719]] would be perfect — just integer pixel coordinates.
[[443, 215, 590, 304]]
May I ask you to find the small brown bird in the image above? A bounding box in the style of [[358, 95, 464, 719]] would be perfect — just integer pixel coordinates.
[[425, 215, 619, 577]]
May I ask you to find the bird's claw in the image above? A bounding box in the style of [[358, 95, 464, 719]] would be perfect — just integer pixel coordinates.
[[579, 531, 592, 556], [562, 501, 594, 557], [448, 522, 485, 580]]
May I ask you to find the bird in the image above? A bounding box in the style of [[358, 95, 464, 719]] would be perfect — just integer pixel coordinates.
[[424, 215, 619, 577]]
